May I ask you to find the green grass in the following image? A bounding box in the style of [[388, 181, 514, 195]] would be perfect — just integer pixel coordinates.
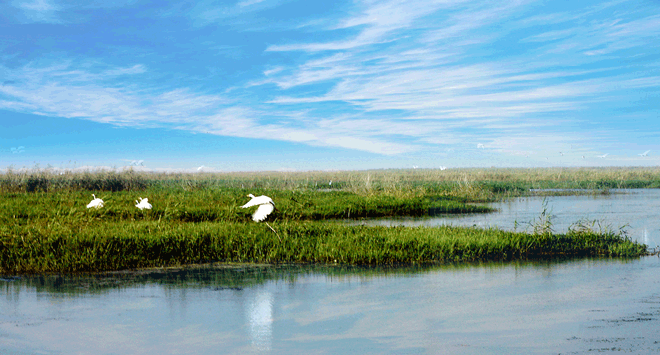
[[0, 220, 646, 273], [0, 168, 652, 273]]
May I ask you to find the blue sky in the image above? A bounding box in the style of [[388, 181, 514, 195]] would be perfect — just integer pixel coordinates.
[[1, 0, 659, 172]]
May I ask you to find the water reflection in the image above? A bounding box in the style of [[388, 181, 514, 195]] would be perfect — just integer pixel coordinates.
[[2, 258, 659, 354], [247, 291, 273, 351]]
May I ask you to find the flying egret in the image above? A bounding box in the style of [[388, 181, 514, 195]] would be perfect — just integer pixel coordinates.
[[242, 194, 280, 241], [477, 143, 485, 149], [86, 194, 104, 209], [135, 197, 152, 210], [639, 150, 651, 157], [598, 153, 609, 158], [439, 166, 447, 170], [11, 146, 25, 154], [197, 165, 205, 172]]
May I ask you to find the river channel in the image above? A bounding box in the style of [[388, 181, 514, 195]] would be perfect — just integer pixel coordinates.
[[1, 190, 659, 354]]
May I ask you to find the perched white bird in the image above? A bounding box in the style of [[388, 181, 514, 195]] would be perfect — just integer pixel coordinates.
[[86, 194, 104, 209], [135, 197, 152, 210], [639, 150, 651, 157], [241, 194, 275, 222], [598, 153, 609, 158]]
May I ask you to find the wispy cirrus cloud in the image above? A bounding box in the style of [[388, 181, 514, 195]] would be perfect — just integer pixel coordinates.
[[1, 0, 659, 163], [256, 0, 660, 157], [8, 0, 61, 23], [0, 60, 417, 155]]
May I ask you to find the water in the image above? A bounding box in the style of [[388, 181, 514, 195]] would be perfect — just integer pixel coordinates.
[[358, 189, 660, 250], [2, 190, 660, 354]]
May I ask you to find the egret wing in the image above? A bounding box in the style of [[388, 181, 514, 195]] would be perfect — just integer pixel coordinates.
[[241, 195, 273, 208], [252, 203, 274, 222]]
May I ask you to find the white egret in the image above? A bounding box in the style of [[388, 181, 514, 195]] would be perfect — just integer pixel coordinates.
[[242, 194, 280, 241], [86, 194, 104, 209], [439, 166, 447, 170], [639, 150, 651, 157], [598, 153, 609, 158], [122, 159, 144, 166], [135, 197, 152, 210], [11, 146, 25, 154], [477, 143, 485, 149], [197, 165, 205, 172]]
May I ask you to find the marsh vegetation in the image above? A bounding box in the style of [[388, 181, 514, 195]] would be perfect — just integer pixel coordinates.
[[0, 167, 653, 273]]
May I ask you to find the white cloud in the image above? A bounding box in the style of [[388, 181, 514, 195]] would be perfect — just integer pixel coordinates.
[[11, 0, 61, 23], [1, 0, 659, 163]]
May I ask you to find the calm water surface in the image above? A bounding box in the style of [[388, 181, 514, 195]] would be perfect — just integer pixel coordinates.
[[360, 189, 660, 249], [2, 190, 660, 354]]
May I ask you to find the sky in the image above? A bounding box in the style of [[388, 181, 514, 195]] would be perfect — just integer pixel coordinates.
[[1, 0, 659, 172]]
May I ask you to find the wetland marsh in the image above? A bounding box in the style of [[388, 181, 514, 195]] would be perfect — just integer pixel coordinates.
[[0, 168, 653, 273], [1, 167, 660, 353]]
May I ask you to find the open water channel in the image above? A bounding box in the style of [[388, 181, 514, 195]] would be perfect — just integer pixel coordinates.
[[2, 190, 660, 354]]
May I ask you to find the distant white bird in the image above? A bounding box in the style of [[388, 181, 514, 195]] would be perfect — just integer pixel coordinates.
[[135, 197, 152, 210], [197, 165, 205, 172], [412, 165, 418, 169], [242, 194, 280, 241], [559, 152, 564, 156], [11, 146, 25, 154], [122, 159, 144, 166], [639, 150, 651, 157], [439, 166, 447, 170], [477, 143, 485, 149], [598, 153, 609, 158], [86, 194, 104, 209]]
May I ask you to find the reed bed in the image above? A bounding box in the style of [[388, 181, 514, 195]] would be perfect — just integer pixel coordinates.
[[0, 167, 652, 273], [3, 166, 660, 198]]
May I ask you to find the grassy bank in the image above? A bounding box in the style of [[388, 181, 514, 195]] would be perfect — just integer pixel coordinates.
[[0, 188, 490, 224], [0, 220, 646, 273]]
